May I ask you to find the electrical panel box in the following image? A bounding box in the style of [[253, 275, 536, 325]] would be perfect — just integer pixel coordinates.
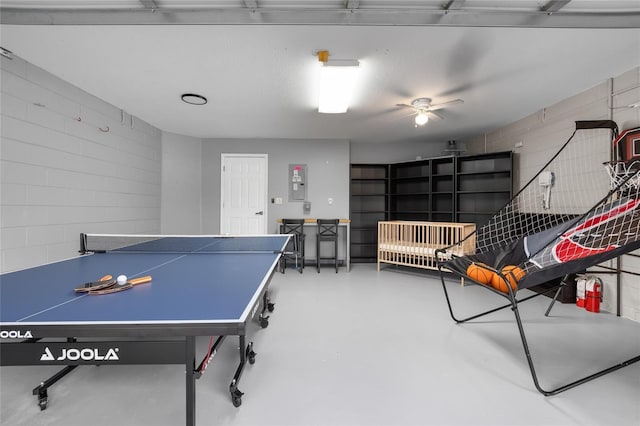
[[289, 164, 307, 201]]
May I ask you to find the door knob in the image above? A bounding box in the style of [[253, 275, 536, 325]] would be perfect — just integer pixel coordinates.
[[255, 211, 264, 215]]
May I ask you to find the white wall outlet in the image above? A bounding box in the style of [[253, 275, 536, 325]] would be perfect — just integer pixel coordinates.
[[328, 197, 333, 205]]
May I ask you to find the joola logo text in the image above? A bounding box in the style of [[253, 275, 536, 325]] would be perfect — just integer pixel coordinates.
[[0, 330, 33, 339], [40, 347, 120, 361]]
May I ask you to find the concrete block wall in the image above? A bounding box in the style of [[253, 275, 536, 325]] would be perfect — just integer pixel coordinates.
[[466, 67, 640, 321], [1, 54, 162, 273]]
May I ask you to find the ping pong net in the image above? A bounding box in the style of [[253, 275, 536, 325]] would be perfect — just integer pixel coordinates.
[[80, 233, 288, 255]]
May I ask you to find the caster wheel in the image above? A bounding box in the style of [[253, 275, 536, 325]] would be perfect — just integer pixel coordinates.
[[232, 396, 242, 407], [267, 302, 275, 312], [259, 316, 269, 328], [230, 385, 244, 408], [36, 390, 48, 411], [245, 344, 256, 364]]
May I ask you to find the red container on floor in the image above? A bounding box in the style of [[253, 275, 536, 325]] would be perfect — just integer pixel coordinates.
[[585, 281, 602, 313]]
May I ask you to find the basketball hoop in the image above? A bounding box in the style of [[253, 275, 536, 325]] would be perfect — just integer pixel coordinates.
[[605, 160, 640, 192]]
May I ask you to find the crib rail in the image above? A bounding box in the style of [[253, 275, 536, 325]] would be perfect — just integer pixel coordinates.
[[378, 221, 476, 271]]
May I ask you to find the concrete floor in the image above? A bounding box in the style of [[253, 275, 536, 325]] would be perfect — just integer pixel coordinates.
[[1, 263, 639, 426]]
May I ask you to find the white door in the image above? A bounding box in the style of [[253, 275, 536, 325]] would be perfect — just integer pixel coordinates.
[[220, 154, 268, 234]]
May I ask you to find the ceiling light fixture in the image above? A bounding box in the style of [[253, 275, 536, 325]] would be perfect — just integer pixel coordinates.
[[181, 93, 207, 105], [415, 111, 429, 126], [317, 50, 360, 114]]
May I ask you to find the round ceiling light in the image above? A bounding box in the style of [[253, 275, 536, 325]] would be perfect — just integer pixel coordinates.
[[181, 93, 207, 105], [415, 111, 429, 126]]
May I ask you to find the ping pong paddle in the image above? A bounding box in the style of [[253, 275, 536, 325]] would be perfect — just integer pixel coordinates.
[[74, 275, 115, 293], [88, 275, 152, 295]]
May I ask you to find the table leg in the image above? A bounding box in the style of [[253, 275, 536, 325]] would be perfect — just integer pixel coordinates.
[[185, 336, 196, 426], [32, 365, 77, 410], [229, 335, 256, 408], [30, 337, 78, 411], [346, 222, 351, 272]]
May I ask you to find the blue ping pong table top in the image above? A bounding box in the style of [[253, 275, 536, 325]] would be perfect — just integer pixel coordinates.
[[0, 235, 289, 329]]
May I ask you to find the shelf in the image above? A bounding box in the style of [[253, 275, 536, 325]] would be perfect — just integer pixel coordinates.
[[351, 177, 388, 180], [390, 210, 430, 214], [389, 161, 430, 179], [351, 152, 512, 260], [456, 210, 501, 215], [456, 152, 512, 227], [457, 190, 511, 194], [390, 212, 431, 221], [457, 170, 511, 176], [457, 153, 512, 175], [350, 162, 389, 261], [351, 164, 388, 180], [391, 182, 429, 194], [351, 229, 378, 245], [389, 192, 430, 196]]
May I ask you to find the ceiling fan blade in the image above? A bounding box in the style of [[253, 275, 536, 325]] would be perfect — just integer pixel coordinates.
[[395, 103, 416, 109], [429, 99, 464, 110], [428, 110, 444, 120]]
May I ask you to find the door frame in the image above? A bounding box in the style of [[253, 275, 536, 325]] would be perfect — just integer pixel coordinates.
[[220, 153, 269, 234]]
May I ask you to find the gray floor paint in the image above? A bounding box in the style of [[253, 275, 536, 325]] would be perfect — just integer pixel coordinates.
[[1, 264, 639, 426]]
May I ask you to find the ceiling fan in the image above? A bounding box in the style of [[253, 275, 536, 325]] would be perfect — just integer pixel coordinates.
[[396, 97, 464, 126]]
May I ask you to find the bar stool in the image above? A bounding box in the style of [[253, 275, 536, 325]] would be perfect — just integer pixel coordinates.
[[316, 219, 339, 273], [280, 219, 306, 273]]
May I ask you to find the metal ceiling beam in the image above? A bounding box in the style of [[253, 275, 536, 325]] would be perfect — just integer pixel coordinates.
[[138, 0, 158, 10], [443, 1, 466, 11], [540, 1, 572, 14], [345, 1, 360, 9], [1, 6, 639, 28], [0, 47, 13, 60]]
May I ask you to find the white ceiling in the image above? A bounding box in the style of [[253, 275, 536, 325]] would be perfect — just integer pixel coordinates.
[[1, 1, 639, 145]]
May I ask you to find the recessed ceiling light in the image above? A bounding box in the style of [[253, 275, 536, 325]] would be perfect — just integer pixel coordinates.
[[181, 93, 207, 105]]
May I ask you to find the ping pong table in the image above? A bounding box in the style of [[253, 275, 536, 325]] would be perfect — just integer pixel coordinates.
[[0, 233, 290, 426]]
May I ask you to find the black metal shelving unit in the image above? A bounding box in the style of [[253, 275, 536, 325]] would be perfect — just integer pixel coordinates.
[[349, 164, 388, 262], [350, 151, 513, 262]]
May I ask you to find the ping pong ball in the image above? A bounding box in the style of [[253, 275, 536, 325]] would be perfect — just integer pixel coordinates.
[[116, 275, 127, 285]]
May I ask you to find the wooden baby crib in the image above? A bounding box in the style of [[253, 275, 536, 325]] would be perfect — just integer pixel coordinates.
[[377, 221, 476, 272]]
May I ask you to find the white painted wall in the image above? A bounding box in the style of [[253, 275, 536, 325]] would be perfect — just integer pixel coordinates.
[[160, 132, 202, 234], [466, 67, 640, 321], [1, 54, 162, 272], [201, 138, 350, 235], [201, 138, 350, 260]]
